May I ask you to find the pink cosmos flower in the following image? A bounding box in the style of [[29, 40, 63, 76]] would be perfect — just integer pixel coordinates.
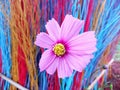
[[35, 14, 97, 78]]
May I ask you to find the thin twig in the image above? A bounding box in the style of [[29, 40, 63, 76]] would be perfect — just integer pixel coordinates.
[[0, 73, 28, 90], [87, 59, 114, 90]]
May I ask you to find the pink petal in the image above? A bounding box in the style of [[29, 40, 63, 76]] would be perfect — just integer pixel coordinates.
[[61, 14, 84, 41], [66, 54, 93, 71], [57, 59, 64, 78], [35, 32, 54, 48], [67, 31, 96, 44], [65, 54, 83, 72], [46, 57, 59, 75], [69, 42, 96, 50], [68, 48, 97, 56], [57, 57, 73, 78], [67, 31, 97, 55], [80, 55, 94, 66], [45, 18, 60, 41], [39, 50, 56, 72], [63, 58, 73, 77]]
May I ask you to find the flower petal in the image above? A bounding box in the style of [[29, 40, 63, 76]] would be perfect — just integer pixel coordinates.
[[68, 48, 97, 56], [46, 57, 59, 75], [39, 50, 56, 72], [65, 54, 83, 72], [66, 54, 93, 72], [63, 58, 73, 77], [57, 59, 64, 78], [57, 57, 73, 78], [34, 32, 54, 48], [67, 31, 97, 55], [80, 54, 94, 66], [45, 18, 60, 41], [61, 14, 84, 41]]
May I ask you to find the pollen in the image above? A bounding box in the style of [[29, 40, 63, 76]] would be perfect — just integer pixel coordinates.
[[53, 43, 66, 56]]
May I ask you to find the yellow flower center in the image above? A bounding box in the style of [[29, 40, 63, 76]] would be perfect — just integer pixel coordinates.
[[53, 43, 66, 56]]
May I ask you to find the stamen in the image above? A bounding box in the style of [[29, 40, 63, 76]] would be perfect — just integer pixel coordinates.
[[53, 43, 66, 56]]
